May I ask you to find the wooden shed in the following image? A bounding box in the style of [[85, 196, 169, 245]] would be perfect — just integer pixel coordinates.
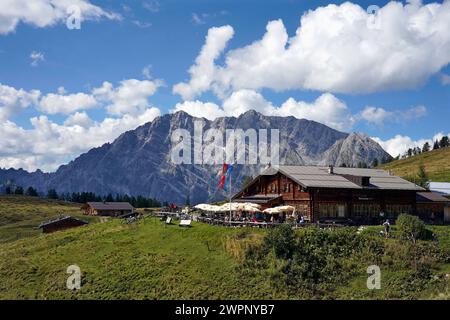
[[39, 216, 88, 233], [84, 202, 134, 217]]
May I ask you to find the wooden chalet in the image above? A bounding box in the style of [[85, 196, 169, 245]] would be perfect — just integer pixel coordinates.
[[416, 191, 450, 224], [233, 165, 450, 224], [84, 202, 134, 217], [39, 216, 88, 233]]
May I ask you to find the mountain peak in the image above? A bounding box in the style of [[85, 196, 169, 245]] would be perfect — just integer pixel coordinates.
[[0, 112, 391, 203]]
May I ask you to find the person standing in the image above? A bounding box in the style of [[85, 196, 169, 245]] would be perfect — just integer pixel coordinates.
[[382, 219, 390, 238]]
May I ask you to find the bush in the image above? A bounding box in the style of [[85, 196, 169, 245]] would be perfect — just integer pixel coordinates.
[[242, 223, 446, 299], [396, 214, 429, 242], [263, 224, 295, 259]]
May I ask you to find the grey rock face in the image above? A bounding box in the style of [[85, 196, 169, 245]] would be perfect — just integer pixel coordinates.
[[0, 111, 391, 204]]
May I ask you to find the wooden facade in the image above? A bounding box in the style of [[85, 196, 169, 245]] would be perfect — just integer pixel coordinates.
[[84, 202, 134, 217], [234, 166, 449, 224]]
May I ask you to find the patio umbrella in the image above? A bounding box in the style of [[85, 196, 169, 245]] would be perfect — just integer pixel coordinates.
[[194, 204, 210, 210], [276, 205, 295, 213], [218, 202, 241, 212], [194, 204, 222, 212], [263, 207, 281, 214], [236, 202, 261, 212]]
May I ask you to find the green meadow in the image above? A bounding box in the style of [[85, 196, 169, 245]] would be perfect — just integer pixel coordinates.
[[380, 147, 450, 182], [0, 195, 448, 300]]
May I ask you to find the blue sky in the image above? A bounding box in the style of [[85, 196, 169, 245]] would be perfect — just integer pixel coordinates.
[[0, 0, 449, 171]]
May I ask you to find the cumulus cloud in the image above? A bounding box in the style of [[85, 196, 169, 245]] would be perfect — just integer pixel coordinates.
[[172, 100, 225, 120], [93, 79, 163, 115], [0, 83, 40, 121], [0, 108, 161, 172], [63, 111, 93, 128], [358, 105, 427, 125], [0, 78, 163, 171], [172, 90, 354, 131], [0, 0, 121, 35], [39, 92, 98, 115], [173, 25, 234, 100], [37, 79, 162, 116], [275, 94, 354, 130], [174, 1, 450, 98], [373, 132, 450, 157]]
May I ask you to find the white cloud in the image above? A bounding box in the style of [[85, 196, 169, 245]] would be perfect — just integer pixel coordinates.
[[172, 89, 430, 132], [0, 78, 164, 171], [222, 89, 275, 116], [401, 105, 427, 120], [37, 79, 162, 116], [39, 92, 98, 115], [172, 90, 353, 131], [0, 108, 161, 172], [358, 107, 392, 125], [93, 79, 163, 115], [373, 132, 449, 157], [0, 0, 121, 35], [30, 51, 44, 67], [275, 93, 354, 131], [0, 83, 40, 121], [172, 100, 225, 120], [172, 25, 234, 100], [358, 105, 427, 125], [63, 111, 93, 128], [174, 1, 450, 98]]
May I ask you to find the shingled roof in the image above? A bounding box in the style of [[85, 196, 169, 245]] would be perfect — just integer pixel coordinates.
[[38, 216, 88, 228], [87, 202, 134, 211], [416, 191, 450, 203], [257, 165, 424, 191]]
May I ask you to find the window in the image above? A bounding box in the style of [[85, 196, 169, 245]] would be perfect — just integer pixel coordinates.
[[385, 204, 412, 218], [318, 203, 346, 218], [352, 204, 380, 217], [270, 184, 276, 193]]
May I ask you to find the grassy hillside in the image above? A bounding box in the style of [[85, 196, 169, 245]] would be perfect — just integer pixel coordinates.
[[0, 195, 99, 243], [379, 147, 450, 182], [0, 196, 448, 300]]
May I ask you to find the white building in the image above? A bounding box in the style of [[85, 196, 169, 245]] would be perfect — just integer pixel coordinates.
[[429, 182, 450, 196]]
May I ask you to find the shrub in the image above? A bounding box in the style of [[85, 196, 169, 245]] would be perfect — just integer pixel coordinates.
[[396, 214, 429, 242], [263, 224, 295, 259]]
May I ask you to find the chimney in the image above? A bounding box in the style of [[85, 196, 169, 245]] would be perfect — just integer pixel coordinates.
[[328, 165, 334, 174]]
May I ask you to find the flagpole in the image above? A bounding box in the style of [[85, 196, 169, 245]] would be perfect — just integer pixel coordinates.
[[229, 172, 232, 226]]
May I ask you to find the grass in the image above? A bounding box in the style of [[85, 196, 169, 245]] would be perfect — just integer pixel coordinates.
[[0, 195, 100, 243], [0, 218, 270, 299], [379, 147, 450, 182], [0, 196, 448, 299]]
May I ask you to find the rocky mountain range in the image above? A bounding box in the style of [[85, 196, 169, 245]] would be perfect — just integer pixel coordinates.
[[0, 110, 391, 204]]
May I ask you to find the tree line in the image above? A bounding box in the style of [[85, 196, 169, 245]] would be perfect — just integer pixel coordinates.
[[3, 186, 161, 208], [403, 135, 449, 159], [337, 135, 450, 169]]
